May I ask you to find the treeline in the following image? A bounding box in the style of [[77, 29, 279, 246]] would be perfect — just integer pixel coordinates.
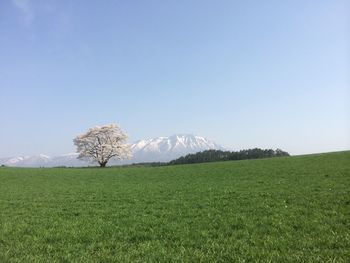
[[169, 148, 290, 165]]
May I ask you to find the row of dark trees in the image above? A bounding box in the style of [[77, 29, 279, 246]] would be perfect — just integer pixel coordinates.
[[169, 148, 289, 165]]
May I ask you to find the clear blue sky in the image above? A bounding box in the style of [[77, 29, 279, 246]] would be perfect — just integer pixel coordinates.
[[0, 0, 349, 157]]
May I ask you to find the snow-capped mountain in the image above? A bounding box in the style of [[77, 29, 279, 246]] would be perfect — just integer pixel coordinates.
[[48, 153, 84, 167], [3, 154, 51, 167], [0, 134, 224, 167], [0, 153, 86, 168], [129, 134, 224, 163]]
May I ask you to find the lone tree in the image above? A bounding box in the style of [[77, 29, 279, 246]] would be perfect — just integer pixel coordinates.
[[74, 123, 131, 167]]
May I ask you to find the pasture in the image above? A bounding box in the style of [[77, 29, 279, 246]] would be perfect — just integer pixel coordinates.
[[0, 151, 349, 262]]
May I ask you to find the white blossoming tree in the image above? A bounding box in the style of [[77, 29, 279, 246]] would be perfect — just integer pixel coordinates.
[[74, 124, 132, 167]]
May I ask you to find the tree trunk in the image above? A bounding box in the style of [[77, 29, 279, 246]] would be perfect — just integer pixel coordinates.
[[99, 161, 107, 168]]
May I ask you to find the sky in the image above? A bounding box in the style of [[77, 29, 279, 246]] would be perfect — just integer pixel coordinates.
[[0, 0, 349, 157]]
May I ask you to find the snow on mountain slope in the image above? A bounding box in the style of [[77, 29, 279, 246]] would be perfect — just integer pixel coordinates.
[[129, 134, 224, 163], [0, 153, 87, 168], [49, 153, 86, 167], [0, 134, 224, 167], [4, 154, 51, 167]]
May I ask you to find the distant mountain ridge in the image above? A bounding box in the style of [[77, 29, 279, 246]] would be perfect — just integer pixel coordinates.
[[130, 134, 224, 163], [0, 134, 224, 167], [0, 153, 82, 168]]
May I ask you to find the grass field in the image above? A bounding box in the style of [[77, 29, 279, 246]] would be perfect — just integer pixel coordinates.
[[0, 151, 349, 262]]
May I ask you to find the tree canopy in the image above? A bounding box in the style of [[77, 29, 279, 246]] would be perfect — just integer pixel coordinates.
[[74, 124, 131, 167]]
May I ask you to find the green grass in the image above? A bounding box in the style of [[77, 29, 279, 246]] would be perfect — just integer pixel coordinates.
[[0, 151, 349, 262]]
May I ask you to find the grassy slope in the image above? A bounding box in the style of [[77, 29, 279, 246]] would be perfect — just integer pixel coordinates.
[[0, 151, 349, 262]]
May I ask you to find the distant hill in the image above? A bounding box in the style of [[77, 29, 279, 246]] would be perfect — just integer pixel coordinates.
[[0, 153, 84, 168], [169, 148, 290, 165]]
